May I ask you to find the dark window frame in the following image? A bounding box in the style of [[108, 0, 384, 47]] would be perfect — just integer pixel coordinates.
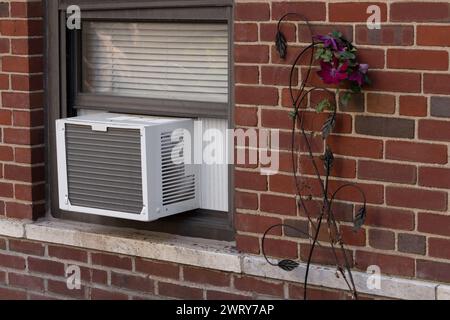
[[44, 0, 235, 241]]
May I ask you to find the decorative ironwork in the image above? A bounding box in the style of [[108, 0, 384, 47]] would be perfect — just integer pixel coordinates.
[[261, 14, 370, 300]]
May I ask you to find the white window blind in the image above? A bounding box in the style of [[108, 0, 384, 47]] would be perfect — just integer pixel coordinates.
[[82, 22, 229, 103]]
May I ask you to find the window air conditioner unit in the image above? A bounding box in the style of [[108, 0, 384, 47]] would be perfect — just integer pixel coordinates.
[[56, 113, 200, 221]]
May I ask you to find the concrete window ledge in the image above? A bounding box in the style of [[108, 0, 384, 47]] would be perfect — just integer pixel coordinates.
[[0, 217, 448, 300]]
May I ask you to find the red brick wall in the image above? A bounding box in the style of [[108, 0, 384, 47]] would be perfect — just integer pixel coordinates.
[[0, 0, 45, 220], [234, 0, 450, 285], [0, 0, 450, 300], [0, 236, 382, 300]]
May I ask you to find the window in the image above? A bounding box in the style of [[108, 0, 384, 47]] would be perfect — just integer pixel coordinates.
[[45, 0, 234, 240]]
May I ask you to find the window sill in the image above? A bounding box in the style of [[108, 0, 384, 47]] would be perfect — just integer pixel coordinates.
[[1, 217, 241, 273]]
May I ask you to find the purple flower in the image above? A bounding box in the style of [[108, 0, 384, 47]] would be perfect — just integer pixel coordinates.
[[314, 34, 340, 51], [317, 59, 349, 85], [359, 64, 369, 74], [348, 64, 370, 86]]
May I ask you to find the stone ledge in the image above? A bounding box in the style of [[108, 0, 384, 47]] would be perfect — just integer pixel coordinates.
[[0, 217, 448, 300]]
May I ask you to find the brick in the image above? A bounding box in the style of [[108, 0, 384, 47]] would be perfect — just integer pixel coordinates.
[[8, 239, 44, 256], [13, 110, 45, 128], [9, 273, 44, 292], [0, 20, 42, 37], [369, 229, 395, 250], [366, 93, 395, 114], [299, 24, 353, 43], [272, 2, 326, 21], [368, 71, 421, 93], [236, 234, 260, 254], [28, 257, 65, 276], [300, 112, 352, 134], [207, 290, 251, 300], [419, 119, 450, 142], [4, 164, 44, 183], [92, 269, 108, 285], [329, 181, 384, 205], [235, 213, 281, 236], [261, 66, 297, 86], [391, 2, 450, 22], [0, 146, 13, 161], [235, 45, 269, 63], [339, 93, 364, 112], [398, 234, 426, 255], [424, 74, 450, 94], [11, 74, 43, 91], [0, 110, 12, 125], [0, 73, 9, 89], [111, 272, 154, 293], [264, 238, 298, 259], [387, 49, 448, 71], [48, 280, 85, 299], [2, 55, 42, 73], [10, 1, 43, 18], [0, 3, 8, 17], [261, 22, 296, 42], [260, 194, 296, 216], [328, 136, 383, 159], [386, 187, 447, 212], [418, 213, 450, 237], [419, 167, 450, 189], [417, 260, 450, 283], [235, 170, 267, 191], [429, 238, 450, 260], [235, 107, 258, 127], [340, 225, 366, 247], [2, 92, 43, 109], [357, 48, 385, 69], [330, 2, 387, 22], [0, 183, 13, 198], [5, 202, 44, 220], [14, 147, 45, 164], [135, 258, 180, 280], [11, 38, 42, 55], [355, 116, 415, 139], [386, 141, 447, 164], [235, 86, 278, 106], [358, 160, 416, 184], [300, 156, 356, 179], [91, 253, 132, 270], [158, 282, 203, 300], [356, 25, 414, 46], [0, 253, 26, 270], [234, 276, 284, 297], [284, 219, 309, 239], [235, 66, 258, 84], [431, 97, 450, 118], [234, 23, 258, 42], [300, 245, 354, 267], [235, 3, 270, 21], [0, 287, 27, 300], [365, 206, 414, 231], [14, 184, 45, 202], [418, 26, 450, 46], [235, 191, 258, 210], [48, 245, 88, 263], [91, 288, 128, 300], [355, 251, 414, 277], [400, 96, 427, 117], [183, 267, 230, 287]]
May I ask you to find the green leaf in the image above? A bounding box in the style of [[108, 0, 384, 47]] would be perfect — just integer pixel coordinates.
[[315, 47, 325, 60], [315, 99, 331, 113], [340, 92, 352, 107], [320, 49, 333, 62], [288, 110, 298, 119], [339, 51, 356, 60], [331, 30, 342, 39]]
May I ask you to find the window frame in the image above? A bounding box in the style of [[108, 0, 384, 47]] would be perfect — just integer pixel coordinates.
[[45, 0, 235, 241]]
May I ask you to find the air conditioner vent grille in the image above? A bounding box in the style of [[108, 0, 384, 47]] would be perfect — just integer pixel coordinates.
[[161, 132, 196, 206], [65, 124, 144, 214]]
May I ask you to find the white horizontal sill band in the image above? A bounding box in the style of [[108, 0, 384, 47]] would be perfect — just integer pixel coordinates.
[[0, 217, 446, 300]]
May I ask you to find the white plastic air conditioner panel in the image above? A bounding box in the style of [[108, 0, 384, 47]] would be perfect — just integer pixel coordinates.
[[56, 113, 200, 222]]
